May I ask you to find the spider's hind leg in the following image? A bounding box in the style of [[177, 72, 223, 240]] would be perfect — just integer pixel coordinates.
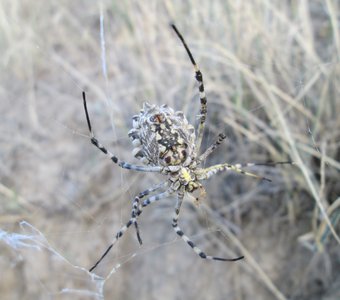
[[89, 189, 171, 272], [172, 191, 244, 262], [133, 182, 169, 244]]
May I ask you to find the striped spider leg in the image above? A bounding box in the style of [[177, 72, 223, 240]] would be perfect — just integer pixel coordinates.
[[89, 185, 171, 272], [172, 187, 243, 262], [83, 92, 162, 173], [196, 133, 294, 181], [171, 24, 207, 152]]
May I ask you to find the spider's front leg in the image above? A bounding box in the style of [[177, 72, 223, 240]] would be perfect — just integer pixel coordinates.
[[171, 24, 207, 153], [82, 92, 161, 173], [172, 189, 244, 262]]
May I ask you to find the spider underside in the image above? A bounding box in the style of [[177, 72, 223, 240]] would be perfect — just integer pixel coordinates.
[[83, 24, 292, 272]]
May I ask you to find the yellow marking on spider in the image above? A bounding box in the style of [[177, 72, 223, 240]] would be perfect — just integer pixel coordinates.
[[181, 168, 193, 183]]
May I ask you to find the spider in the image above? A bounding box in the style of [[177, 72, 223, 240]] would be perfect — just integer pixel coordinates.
[[83, 24, 292, 272]]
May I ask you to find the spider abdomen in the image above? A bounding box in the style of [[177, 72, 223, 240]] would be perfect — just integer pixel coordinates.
[[128, 103, 196, 166]]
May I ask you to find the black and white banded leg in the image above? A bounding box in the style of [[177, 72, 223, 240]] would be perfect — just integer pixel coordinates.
[[171, 24, 208, 153], [89, 190, 171, 272], [232, 161, 295, 168], [83, 91, 162, 173], [198, 133, 227, 163], [132, 182, 169, 245], [172, 191, 244, 262], [201, 163, 272, 182], [201, 160, 295, 182]]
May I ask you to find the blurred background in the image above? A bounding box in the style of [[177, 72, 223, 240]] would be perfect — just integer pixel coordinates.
[[0, 0, 339, 299]]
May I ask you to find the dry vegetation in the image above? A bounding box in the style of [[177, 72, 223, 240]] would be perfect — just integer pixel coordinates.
[[0, 0, 339, 299]]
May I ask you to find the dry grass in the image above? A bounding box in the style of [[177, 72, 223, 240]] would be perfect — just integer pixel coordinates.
[[0, 0, 339, 299]]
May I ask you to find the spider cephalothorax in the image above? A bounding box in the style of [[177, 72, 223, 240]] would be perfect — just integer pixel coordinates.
[[83, 24, 293, 273], [168, 166, 201, 192], [128, 102, 196, 167]]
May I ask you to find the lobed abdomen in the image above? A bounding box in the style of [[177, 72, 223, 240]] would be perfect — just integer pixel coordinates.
[[128, 103, 196, 166]]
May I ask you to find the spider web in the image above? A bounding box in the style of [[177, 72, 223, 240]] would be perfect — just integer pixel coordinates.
[[1, 221, 106, 298]]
